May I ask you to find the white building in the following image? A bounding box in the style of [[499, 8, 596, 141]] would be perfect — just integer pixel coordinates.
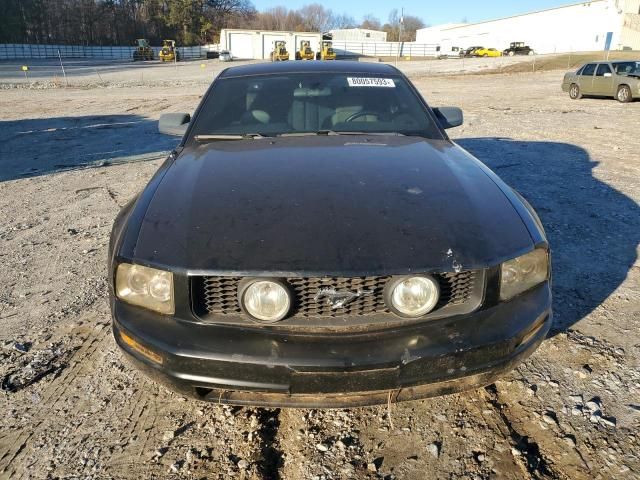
[[329, 28, 388, 42], [219, 29, 322, 60], [416, 0, 640, 54]]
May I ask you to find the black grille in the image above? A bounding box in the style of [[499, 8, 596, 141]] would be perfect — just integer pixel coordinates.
[[192, 272, 477, 319]]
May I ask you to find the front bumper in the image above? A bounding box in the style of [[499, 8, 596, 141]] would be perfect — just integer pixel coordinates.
[[112, 282, 551, 408]]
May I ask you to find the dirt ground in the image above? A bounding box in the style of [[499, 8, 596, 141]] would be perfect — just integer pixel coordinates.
[[0, 65, 639, 480]]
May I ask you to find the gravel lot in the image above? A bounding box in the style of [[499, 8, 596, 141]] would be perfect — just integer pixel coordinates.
[[0, 63, 639, 479]]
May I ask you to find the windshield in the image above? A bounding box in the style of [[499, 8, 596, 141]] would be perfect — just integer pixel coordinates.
[[613, 61, 640, 75], [188, 73, 442, 140]]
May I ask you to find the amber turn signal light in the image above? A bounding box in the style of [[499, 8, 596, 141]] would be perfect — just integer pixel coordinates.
[[120, 331, 163, 365]]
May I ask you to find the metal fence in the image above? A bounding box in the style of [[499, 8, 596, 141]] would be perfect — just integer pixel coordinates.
[[0, 42, 439, 60], [331, 41, 439, 58], [0, 43, 214, 60]]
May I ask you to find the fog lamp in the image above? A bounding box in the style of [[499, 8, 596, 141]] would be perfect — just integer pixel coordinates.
[[387, 275, 440, 317], [240, 279, 291, 323]]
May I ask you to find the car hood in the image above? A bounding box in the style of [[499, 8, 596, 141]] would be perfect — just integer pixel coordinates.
[[133, 136, 533, 274]]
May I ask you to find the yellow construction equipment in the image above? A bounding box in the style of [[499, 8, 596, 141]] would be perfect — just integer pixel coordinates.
[[270, 41, 289, 61], [295, 40, 315, 60], [133, 39, 154, 61], [159, 40, 180, 62], [316, 41, 336, 60]]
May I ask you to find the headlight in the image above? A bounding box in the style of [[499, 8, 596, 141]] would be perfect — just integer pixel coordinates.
[[115, 263, 174, 314], [240, 279, 291, 323], [387, 275, 440, 317], [500, 249, 549, 301]]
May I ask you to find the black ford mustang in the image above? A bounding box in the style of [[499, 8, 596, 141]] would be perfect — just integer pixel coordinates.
[[109, 61, 551, 407]]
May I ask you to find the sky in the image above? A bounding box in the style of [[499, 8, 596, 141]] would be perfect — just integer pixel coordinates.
[[251, 0, 577, 26]]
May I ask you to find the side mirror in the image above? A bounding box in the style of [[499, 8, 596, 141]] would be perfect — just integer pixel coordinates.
[[603, 72, 612, 78], [433, 107, 463, 129], [159, 113, 190, 136]]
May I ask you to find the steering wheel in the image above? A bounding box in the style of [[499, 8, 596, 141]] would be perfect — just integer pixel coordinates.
[[344, 111, 379, 122]]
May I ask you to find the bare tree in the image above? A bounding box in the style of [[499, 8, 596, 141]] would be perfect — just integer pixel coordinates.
[[360, 14, 381, 31], [298, 3, 334, 31], [332, 13, 356, 29], [383, 9, 424, 42], [401, 15, 425, 41], [205, 0, 255, 39], [249, 3, 353, 32], [250, 6, 302, 31]]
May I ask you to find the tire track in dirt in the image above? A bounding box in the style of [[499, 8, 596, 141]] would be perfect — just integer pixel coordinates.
[[0, 317, 169, 478], [0, 320, 109, 477], [484, 384, 560, 479], [274, 390, 537, 479], [132, 389, 162, 461], [255, 408, 283, 479], [103, 381, 166, 473], [103, 394, 154, 472]]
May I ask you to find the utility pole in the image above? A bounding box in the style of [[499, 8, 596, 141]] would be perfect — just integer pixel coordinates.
[[57, 49, 68, 87], [395, 7, 404, 66]]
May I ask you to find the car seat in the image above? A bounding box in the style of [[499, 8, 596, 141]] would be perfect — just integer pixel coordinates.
[[288, 87, 333, 131]]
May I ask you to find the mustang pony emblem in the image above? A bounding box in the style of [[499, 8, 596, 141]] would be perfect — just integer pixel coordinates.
[[314, 288, 374, 309]]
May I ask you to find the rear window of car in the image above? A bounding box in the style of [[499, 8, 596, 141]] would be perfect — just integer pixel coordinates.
[[581, 64, 597, 76], [189, 73, 443, 140]]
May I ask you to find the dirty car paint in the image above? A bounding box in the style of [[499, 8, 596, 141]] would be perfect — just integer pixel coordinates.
[[132, 135, 533, 275]]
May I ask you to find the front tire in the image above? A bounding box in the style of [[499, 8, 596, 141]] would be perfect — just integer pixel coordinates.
[[508, 51, 515, 57], [528, 50, 534, 56], [569, 83, 582, 100], [617, 85, 632, 103]]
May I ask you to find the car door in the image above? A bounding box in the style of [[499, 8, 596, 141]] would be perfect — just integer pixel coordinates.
[[592, 63, 614, 96], [578, 63, 597, 94]]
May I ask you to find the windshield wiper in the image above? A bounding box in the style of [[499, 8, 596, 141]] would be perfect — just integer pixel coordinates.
[[195, 131, 407, 141], [194, 133, 268, 142], [277, 130, 405, 137]]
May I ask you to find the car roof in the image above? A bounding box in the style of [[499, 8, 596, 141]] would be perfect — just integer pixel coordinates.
[[218, 60, 401, 78], [583, 60, 638, 64]]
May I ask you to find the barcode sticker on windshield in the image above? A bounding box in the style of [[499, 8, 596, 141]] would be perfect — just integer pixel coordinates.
[[347, 77, 395, 87]]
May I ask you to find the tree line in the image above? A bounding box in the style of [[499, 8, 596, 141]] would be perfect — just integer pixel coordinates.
[[0, 0, 425, 46]]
